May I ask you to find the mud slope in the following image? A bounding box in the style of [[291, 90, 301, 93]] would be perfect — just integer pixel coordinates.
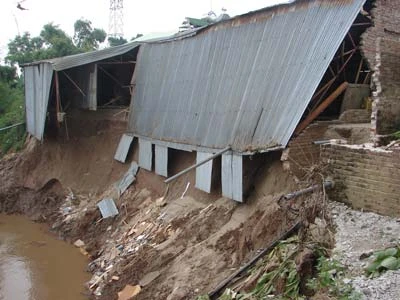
[[54, 156, 304, 300], [0, 110, 313, 299], [0, 110, 129, 196]]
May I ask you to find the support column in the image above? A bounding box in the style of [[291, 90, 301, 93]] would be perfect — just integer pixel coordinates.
[[138, 138, 152, 171], [195, 152, 213, 193], [222, 153, 243, 202]]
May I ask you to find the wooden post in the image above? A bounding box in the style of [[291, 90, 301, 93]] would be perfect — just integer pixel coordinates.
[[294, 82, 348, 135], [355, 58, 363, 84], [55, 71, 61, 128]]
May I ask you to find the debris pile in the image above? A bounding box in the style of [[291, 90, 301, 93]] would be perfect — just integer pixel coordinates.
[[331, 201, 400, 299]]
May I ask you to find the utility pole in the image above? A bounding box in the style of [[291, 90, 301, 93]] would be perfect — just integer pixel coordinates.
[[109, 0, 124, 38]]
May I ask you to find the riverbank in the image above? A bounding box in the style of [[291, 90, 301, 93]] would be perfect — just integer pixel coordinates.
[[0, 214, 91, 300]]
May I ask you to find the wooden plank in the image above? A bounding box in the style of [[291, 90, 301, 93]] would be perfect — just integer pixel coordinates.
[[138, 138, 152, 171], [195, 152, 213, 193], [155, 145, 168, 177]]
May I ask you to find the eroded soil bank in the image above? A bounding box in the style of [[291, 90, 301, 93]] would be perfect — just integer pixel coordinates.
[[0, 114, 322, 299]]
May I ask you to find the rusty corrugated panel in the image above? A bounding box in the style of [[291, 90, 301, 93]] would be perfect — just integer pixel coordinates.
[[129, 0, 365, 153]]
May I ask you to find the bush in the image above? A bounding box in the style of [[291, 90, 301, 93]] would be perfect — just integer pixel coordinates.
[[0, 81, 26, 155]]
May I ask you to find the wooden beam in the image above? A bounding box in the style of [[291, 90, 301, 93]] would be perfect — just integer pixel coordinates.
[[355, 58, 364, 84], [97, 65, 125, 88], [295, 82, 348, 135], [61, 71, 86, 96], [55, 71, 61, 128], [311, 49, 356, 111], [98, 61, 136, 65]]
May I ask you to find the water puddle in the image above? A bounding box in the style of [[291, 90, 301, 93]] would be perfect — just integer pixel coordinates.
[[0, 214, 90, 300]]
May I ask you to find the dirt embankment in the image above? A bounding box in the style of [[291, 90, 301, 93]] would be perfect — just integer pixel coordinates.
[[0, 112, 320, 299]]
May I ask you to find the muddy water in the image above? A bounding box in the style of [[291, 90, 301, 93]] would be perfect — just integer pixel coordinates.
[[0, 214, 90, 300]]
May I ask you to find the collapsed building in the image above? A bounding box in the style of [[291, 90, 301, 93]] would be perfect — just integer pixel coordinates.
[[22, 0, 400, 213]]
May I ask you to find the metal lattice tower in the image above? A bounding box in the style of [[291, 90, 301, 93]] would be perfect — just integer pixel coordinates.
[[109, 0, 124, 38]]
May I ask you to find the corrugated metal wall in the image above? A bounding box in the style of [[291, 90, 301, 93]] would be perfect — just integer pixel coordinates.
[[129, 0, 365, 153], [25, 63, 53, 140]]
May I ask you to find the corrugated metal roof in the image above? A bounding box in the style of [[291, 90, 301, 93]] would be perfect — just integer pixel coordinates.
[[128, 0, 365, 153], [23, 42, 141, 71]]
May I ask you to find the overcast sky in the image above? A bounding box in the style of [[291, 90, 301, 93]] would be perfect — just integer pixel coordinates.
[[1, 0, 288, 62]]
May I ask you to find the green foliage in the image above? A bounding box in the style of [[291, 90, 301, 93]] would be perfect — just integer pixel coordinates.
[[0, 79, 25, 155], [391, 131, 400, 139], [6, 24, 80, 66], [6, 19, 107, 67], [0, 65, 18, 85], [74, 19, 107, 51], [131, 33, 143, 41], [108, 36, 128, 47], [306, 256, 361, 300], [195, 296, 210, 300], [250, 236, 302, 300], [207, 234, 362, 300], [365, 247, 400, 277]]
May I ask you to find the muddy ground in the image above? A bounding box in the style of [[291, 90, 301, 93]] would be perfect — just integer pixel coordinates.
[[0, 114, 323, 300]]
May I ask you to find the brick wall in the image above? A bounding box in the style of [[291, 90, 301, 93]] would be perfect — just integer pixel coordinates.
[[361, 0, 400, 136], [322, 144, 400, 216], [339, 109, 371, 123], [284, 122, 336, 180]]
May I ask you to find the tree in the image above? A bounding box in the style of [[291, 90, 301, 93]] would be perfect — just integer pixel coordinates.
[[0, 65, 18, 85], [131, 33, 143, 41], [0, 64, 25, 154], [6, 20, 107, 67], [40, 23, 78, 57], [108, 36, 128, 47], [6, 23, 79, 66], [74, 19, 106, 51]]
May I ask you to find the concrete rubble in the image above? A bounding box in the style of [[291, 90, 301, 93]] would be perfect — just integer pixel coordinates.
[[331, 201, 400, 299]]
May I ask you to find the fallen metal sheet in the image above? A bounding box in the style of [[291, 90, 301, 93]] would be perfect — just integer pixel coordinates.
[[97, 198, 119, 218], [222, 153, 243, 202], [114, 134, 134, 163], [195, 152, 213, 193], [115, 161, 139, 196], [155, 145, 168, 177], [138, 138, 152, 171]]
